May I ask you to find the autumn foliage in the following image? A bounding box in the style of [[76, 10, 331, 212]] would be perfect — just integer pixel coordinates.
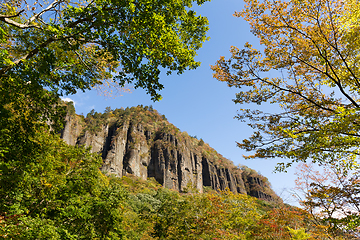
[[212, 0, 360, 170], [293, 162, 360, 239], [211, 0, 360, 238]]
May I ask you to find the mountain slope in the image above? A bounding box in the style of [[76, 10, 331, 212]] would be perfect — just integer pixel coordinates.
[[61, 104, 279, 201]]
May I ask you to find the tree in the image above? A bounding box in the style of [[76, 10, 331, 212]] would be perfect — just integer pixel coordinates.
[[136, 189, 261, 239], [293, 162, 360, 239], [0, 0, 210, 150], [212, 1, 360, 237], [249, 205, 313, 240], [0, 127, 129, 239], [211, 0, 360, 171], [1, 0, 209, 100]]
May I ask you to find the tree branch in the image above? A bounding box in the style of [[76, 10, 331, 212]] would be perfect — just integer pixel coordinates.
[[0, 13, 41, 29], [0, 9, 24, 19], [65, 38, 100, 78], [248, 66, 337, 113], [25, 0, 61, 26], [0, 36, 57, 76]]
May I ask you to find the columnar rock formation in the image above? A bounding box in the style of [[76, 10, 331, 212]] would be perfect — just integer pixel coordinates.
[[61, 105, 278, 201]]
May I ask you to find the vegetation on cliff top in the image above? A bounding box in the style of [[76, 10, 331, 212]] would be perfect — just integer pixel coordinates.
[[79, 105, 277, 200], [84, 105, 242, 169]]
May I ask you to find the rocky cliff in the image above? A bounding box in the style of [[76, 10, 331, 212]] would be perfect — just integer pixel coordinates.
[[61, 104, 279, 201]]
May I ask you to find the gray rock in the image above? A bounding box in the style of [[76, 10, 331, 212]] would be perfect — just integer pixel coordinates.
[[60, 107, 279, 201]]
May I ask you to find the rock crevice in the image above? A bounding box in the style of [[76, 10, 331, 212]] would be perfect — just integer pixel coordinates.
[[61, 107, 278, 201]]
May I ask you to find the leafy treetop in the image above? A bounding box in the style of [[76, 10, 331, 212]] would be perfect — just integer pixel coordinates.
[[212, 0, 360, 171], [0, 0, 209, 100]]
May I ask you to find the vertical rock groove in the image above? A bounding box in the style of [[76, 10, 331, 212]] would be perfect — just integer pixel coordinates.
[[61, 106, 279, 201]]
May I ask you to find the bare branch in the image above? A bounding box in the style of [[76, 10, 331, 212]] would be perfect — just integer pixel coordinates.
[[25, 0, 61, 25], [247, 66, 337, 113], [0, 13, 41, 29]]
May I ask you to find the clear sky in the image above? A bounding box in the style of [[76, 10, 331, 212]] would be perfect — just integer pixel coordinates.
[[62, 0, 299, 205]]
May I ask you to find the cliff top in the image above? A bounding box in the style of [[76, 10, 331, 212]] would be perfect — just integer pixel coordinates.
[[63, 103, 280, 202]]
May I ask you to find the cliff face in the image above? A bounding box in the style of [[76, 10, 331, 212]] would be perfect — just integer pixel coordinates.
[[61, 105, 278, 201]]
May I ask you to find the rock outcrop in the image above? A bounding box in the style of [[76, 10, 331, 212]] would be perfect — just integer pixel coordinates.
[[61, 105, 279, 201]]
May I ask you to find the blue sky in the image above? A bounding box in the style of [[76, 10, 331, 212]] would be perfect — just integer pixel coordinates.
[[62, 0, 299, 205]]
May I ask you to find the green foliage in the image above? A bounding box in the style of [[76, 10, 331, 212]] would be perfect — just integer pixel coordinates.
[[129, 187, 263, 240], [1, 4, 210, 226], [0, 132, 332, 239], [1, 1, 339, 239], [1, 0, 209, 101], [84, 108, 109, 133], [0, 128, 128, 239], [65, 101, 76, 116], [287, 227, 311, 240]]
